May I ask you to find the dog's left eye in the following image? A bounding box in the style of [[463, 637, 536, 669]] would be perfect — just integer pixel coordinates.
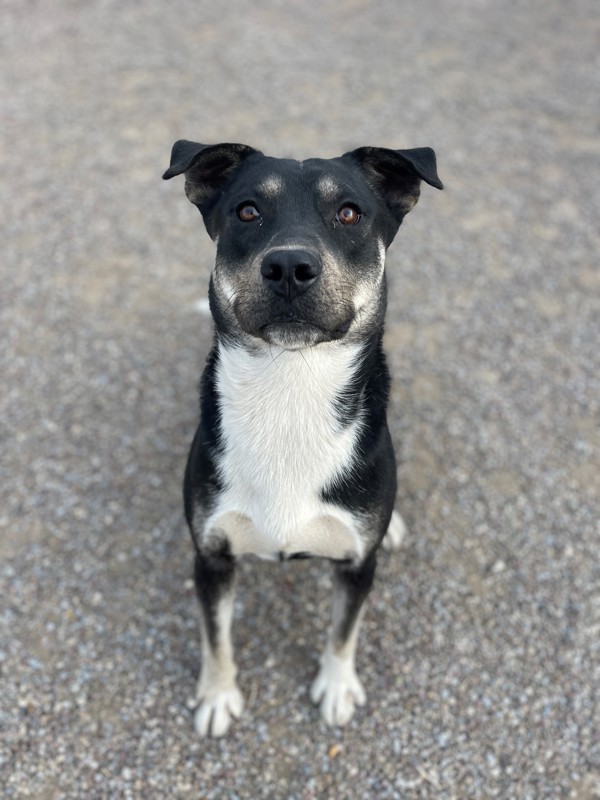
[[237, 204, 261, 222], [336, 205, 362, 225]]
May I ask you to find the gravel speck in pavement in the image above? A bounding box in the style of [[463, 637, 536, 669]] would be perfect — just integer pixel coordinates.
[[1, 1, 599, 798]]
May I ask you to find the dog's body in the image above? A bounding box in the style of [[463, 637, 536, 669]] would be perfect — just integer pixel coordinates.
[[163, 141, 442, 736]]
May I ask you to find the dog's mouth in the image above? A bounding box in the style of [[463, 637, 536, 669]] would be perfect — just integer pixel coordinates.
[[258, 318, 352, 349]]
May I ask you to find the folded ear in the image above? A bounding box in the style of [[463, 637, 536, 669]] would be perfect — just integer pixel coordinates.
[[342, 146, 443, 225], [163, 140, 260, 215]]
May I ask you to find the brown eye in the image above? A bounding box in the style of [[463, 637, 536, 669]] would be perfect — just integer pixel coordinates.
[[237, 204, 260, 222], [336, 205, 361, 225]]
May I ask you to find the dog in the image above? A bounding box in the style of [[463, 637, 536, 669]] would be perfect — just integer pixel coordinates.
[[163, 141, 442, 736]]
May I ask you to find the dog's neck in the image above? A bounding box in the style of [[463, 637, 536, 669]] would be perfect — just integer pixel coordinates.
[[214, 336, 368, 410]]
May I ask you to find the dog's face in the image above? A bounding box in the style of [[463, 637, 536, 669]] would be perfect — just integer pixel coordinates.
[[164, 142, 442, 348]]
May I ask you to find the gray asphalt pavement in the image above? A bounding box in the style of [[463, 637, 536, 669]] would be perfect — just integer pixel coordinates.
[[1, 1, 599, 798]]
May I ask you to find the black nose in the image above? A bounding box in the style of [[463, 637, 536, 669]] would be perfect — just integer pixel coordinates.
[[260, 249, 322, 301]]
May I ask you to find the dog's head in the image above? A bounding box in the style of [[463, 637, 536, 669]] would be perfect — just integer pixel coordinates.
[[164, 141, 442, 349]]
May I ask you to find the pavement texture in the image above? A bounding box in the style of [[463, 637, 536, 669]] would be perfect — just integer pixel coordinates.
[[1, 1, 599, 798]]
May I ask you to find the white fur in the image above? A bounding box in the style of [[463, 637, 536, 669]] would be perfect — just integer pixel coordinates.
[[192, 590, 243, 737], [310, 647, 366, 726], [311, 574, 367, 726], [310, 641, 366, 726], [382, 509, 407, 550], [194, 683, 243, 737], [202, 341, 367, 561]]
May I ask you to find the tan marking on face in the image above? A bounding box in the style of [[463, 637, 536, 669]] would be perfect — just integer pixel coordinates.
[[214, 270, 237, 305], [351, 239, 386, 326], [258, 175, 284, 197], [317, 175, 340, 200]]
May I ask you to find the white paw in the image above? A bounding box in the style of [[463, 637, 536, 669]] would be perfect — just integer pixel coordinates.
[[193, 686, 244, 737], [310, 651, 366, 727], [382, 510, 407, 551]]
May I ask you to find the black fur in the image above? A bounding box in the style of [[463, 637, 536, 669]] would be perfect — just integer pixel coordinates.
[[194, 544, 235, 650], [333, 551, 378, 645], [326, 327, 396, 534], [183, 344, 224, 530]]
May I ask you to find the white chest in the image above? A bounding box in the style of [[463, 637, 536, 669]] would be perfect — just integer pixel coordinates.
[[206, 341, 365, 558]]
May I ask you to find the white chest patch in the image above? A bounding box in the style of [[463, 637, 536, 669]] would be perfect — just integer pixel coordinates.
[[204, 341, 366, 560]]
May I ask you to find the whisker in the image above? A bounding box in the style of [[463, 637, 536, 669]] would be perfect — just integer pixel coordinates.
[[298, 349, 316, 379], [262, 346, 287, 371]]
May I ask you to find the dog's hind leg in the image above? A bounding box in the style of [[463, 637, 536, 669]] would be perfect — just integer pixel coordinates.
[[191, 545, 243, 737], [310, 551, 377, 726], [382, 509, 407, 551]]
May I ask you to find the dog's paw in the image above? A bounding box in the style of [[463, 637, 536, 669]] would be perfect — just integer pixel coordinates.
[[193, 686, 244, 738], [310, 650, 366, 727], [382, 509, 407, 551]]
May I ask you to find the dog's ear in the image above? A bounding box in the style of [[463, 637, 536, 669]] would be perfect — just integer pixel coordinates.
[[343, 146, 442, 230], [163, 140, 260, 225]]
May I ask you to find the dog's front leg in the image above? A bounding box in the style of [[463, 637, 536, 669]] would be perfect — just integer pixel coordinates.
[[310, 551, 377, 726], [192, 545, 243, 737]]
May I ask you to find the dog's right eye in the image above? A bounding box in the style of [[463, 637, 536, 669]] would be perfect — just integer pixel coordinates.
[[237, 204, 261, 222]]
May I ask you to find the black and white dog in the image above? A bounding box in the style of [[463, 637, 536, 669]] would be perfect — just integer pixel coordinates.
[[163, 141, 442, 736]]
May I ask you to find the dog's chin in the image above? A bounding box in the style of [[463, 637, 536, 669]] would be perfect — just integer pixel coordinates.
[[258, 322, 328, 350], [256, 321, 351, 350]]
